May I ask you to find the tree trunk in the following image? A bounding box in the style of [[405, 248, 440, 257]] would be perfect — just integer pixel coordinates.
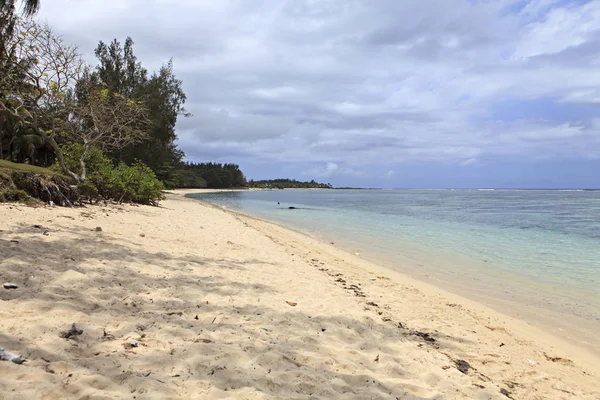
[[34, 127, 81, 183], [9, 137, 14, 162], [79, 141, 90, 182]]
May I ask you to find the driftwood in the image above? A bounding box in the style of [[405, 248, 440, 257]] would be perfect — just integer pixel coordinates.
[[0, 348, 26, 364], [61, 323, 83, 339]]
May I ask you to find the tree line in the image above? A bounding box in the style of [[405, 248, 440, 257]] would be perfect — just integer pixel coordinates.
[[247, 179, 332, 189], [0, 1, 245, 204], [174, 162, 246, 189]]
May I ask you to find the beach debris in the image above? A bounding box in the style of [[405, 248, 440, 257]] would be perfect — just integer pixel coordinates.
[[9, 240, 19, 244], [382, 316, 392, 322], [42, 229, 49, 236], [33, 224, 43, 229], [44, 364, 56, 374], [102, 328, 115, 341], [413, 331, 436, 343], [93, 226, 102, 232], [3, 283, 18, 290], [195, 338, 213, 343], [49, 200, 54, 207], [366, 302, 379, 307], [369, 278, 376, 281], [166, 311, 183, 316], [194, 315, 199, 320], [374, 354, 379, 362], [500, 388, 514, 399], [321, 328, 326, 332], [260, 328, 270, 332], [286, 301, 298, 307], [500, 343, 505, 347], [140, 233, 146, 237], [527, 359, 536, 366], [61, 323, 83, 339], [543, 353, 573, 365], [123, 340, 139, 351], [0, 348, 26, 364], [455, 359, 471, 374]]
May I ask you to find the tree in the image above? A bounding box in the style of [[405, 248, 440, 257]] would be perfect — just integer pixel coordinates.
[[92, 38, 190, 182], [0, 0, 39, 16], [0, 19, 150, 182]]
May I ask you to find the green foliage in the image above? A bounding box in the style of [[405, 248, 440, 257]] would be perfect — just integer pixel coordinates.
[[172, 162, 245, 189], [58, 143, 164, 205], [1, 188, 30, 202], [59, 142, 113, 177], [92, 39, 189, 186], [247, 179, 333, 189], [113, 161, 165, 206]]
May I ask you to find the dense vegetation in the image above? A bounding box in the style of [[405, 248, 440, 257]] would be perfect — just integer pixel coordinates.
[[247, 179, 332, 189], [174, 162, 246, 189], [0, 1, 247, 205]]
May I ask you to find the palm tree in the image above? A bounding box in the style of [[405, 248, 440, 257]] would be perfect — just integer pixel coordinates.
[[0, 0, 39, 16]]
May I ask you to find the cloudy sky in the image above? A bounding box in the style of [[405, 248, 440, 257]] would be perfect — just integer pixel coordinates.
[[35, 0, 600, 188]]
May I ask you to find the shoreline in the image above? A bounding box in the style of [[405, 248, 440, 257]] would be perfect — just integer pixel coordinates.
[[181, 190, 600, 369], [1, 192, 598, 399], [185, 190, 600, 360]]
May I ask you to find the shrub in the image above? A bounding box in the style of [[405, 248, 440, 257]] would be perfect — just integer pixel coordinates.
[[58, 144, 165, 206], [113, 161, 165, 206], [1, 188, 30, 202]]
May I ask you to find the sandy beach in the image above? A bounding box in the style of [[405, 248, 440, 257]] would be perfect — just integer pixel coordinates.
[[1, 191, 598, 400]]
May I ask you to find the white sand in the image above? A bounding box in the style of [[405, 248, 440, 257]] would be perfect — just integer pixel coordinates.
[[0, 191, 598, 399]]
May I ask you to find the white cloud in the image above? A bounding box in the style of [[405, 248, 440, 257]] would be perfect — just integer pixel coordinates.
[[306, 162, 363, 178], [460, 158, 478, 167], [35, 0, 600, 169]]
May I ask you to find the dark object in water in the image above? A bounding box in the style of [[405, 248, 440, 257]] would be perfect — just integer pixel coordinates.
[[455, 359, 471, 374], [62, 323, 83, 339], [288, 206, 297, 209]]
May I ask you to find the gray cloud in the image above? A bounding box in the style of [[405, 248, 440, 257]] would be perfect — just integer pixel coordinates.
[[37, 0, 600, 172]]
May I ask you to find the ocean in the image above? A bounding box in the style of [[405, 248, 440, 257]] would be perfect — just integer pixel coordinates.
[[189, 189, 600, 350]]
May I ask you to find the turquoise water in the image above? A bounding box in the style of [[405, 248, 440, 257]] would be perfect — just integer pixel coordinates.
[[190, 189, 600, 343]]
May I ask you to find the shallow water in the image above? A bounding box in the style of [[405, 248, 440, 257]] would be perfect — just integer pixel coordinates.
[[190, 189, 600, 348]]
